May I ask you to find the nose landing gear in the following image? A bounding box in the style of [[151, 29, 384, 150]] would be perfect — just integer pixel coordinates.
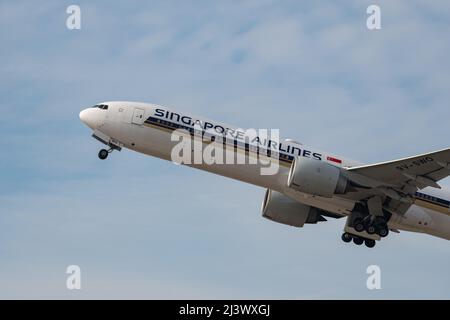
[[96, 139, 122, 160], [98, 148, 112, 160]]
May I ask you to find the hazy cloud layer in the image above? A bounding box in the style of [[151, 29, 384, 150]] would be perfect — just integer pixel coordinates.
[[1, 0, 450, 298]]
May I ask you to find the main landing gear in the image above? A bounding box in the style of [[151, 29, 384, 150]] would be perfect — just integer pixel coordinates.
[[353, 216, 389, 238], [342, 198, 391, 249], [341, 232, 376, 248], [98, 148, 113, 160]]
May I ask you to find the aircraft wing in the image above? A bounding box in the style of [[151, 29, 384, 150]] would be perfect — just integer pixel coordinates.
[[347, 148, 450, 190]]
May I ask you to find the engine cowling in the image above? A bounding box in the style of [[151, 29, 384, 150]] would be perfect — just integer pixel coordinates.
[[261, 189, 325, 227], [287, 157, 348, 197]]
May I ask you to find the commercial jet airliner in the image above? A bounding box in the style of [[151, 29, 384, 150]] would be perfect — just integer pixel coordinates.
[[79, 101, 450, 248]]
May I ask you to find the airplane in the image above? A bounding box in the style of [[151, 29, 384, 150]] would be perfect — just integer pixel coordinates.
[[79, 101, 450, 248]]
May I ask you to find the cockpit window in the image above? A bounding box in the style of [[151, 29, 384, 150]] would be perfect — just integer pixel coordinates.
[[91, 104, 109, 110]]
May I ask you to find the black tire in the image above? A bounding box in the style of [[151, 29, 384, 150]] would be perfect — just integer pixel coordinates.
[[98, 149, 109, 160], [341, 233, 352, 243], [365, 239, 376, 248], [353, 237, 364, 245], [366, 224, 376, 234], [378, 227, 389, 238], [354, 222, 365, 233]]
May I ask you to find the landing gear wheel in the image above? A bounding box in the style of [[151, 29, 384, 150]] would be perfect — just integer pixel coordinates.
[[353, 237, 364, 245], [341, 233, 352, 243], [354, 219, 365, 233], [366, 224, 376, 235], [364, 239, 376, 248], [98, 149, 109, 160], [378, 226, 389, 238]]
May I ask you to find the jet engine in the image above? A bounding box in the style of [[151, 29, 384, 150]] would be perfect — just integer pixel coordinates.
[[287, 157, 349, 197], [261, 189, 326, 227]]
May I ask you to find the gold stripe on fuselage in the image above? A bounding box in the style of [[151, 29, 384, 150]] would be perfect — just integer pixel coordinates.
[[142, 121, 292, 168]]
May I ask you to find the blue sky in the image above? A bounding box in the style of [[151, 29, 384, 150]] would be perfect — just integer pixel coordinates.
[[1, 0, 450, 298]]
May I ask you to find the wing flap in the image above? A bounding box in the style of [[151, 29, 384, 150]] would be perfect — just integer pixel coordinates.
[[348, 148, 450, 190]]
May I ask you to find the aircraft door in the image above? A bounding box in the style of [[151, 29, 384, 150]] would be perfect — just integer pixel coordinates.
[[132, 108, 146, 125]]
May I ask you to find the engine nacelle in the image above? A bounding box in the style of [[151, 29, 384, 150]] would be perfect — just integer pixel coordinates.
[[261, 189, 325, 227], [287, 157, 348, 197]]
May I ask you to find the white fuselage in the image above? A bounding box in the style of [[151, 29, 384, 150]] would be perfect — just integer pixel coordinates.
[[79, 101, 450, 241]]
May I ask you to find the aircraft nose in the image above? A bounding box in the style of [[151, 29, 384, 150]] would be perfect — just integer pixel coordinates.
[[79, 108, 97, 129], [79, 109, 87, 122]]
